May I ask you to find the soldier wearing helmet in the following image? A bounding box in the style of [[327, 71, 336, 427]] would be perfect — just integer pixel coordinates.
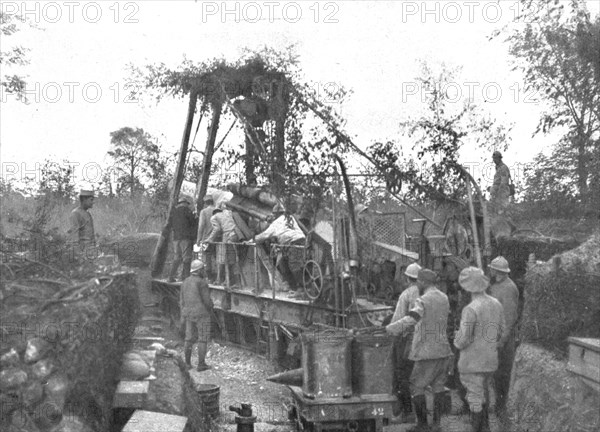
[[168, 194, 198, 282], [488, 256, 519, 419], [180, 259, 214, 371], [388, 262, 422, 423], [490, 151, 512, 215], [386, 268, 453, 432]]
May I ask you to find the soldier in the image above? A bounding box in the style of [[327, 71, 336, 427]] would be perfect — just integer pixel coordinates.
[[68, 188, 96, 254], [488, 256, 519, 417], [386, 268, 453, 432], [197, 194, 216, 281], [204, 203, 241, 287], [455, 267, 505, 432], [489, 151, 511, 215], [251, 203, 305, 293], [389, 262, 421, 423], [168, 195, 197, 282], [180, 259, 214, 371]]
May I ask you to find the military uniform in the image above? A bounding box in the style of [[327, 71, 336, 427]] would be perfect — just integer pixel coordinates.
[[169, 197, 197, 281], [69, 207, 95, 248], [488, 258, 519, 414], [390, 281, 420, 416], [180, 261, 214, 371], [455, 267, 505, 432], [386, 269, 452, 432]]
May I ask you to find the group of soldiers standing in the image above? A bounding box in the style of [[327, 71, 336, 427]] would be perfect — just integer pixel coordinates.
[[385, 256, 519, 432]]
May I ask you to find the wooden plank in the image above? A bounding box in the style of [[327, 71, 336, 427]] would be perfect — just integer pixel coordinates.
[[151, 92, 198, 277], [123, 410, 187, 432], [113, 381, 149, 409], [568, 337, 600, 352]]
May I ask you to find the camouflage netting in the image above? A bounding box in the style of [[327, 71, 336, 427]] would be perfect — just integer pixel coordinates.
[[520, 233, 600, 355], [0, 272, 140, 432], [509, 343, 599, 432], [495, 234, 580, 281]]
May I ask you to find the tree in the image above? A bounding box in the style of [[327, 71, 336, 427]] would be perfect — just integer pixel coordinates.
[[108, 127, 162, 198], [502, 0, 600, 208], [38, 159, 76, 200], [368, 62, 512, 204], [0, 11, 33, 102]]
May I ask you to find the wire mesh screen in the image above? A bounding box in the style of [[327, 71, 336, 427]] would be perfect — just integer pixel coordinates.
[[358, 212, 406, 249]]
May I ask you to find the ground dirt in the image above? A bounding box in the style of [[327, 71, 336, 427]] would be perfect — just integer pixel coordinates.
[[132, 267, 296, 431]]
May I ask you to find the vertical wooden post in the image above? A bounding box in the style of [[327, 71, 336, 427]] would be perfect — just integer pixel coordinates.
[[150, 91, 198, 277], [245, 133, 257, 185], [273, 78, 288, 196], [196, 100, 223, 206], [466, 181, 483, 269]]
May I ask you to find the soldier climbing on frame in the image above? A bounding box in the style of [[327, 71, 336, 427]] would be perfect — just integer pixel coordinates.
[[249, 203, 306, 295], [196, 194, 217, 281], [168, 195, 198, 282], [203, 202, 242, 287]]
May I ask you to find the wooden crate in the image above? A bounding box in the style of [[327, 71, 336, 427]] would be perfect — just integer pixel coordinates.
[[567, 337, 600, 392]]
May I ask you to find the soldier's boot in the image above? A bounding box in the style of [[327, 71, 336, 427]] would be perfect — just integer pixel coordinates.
[[407, 394, 428, 432], [430, 392, 446, 432], [470, 409, 485, 432], [196, 342, 210, 371], [183, 343, 193, 369], [181, 261, 191, 280]]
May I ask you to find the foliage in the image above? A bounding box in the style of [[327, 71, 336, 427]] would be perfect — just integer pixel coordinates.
[[108, 126, 172, 200], [0, 11, 35, 102], [502, 0, 600, 210], [367, 62, 513, 204], [38, 159, 77, 201], [132, 46, 353, 217]]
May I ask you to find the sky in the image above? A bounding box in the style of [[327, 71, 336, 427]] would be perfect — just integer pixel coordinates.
[[1, 0, 598, 191]]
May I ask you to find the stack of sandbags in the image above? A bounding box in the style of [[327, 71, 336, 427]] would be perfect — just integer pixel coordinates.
[[521, 232, 600, 354]]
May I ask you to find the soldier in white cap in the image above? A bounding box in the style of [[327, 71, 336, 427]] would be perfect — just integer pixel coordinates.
[[386, 268, 453, 432], [389, 262, 422, 423], [455, 267, 505, 432], [251, 203, 305, 293], [488, 256, 519, 417], [180, 259, 214, 371], [68, 188, 96, 250]]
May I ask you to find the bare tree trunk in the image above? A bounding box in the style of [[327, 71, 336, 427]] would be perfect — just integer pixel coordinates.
[[575, 133, 589, 204], [150, 92, 198, 277]]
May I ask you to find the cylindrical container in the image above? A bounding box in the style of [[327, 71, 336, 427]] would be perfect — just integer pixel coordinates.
[[353, 333, 394, 395], [196, 384, 220, 419], [301, 328, 353, 399]]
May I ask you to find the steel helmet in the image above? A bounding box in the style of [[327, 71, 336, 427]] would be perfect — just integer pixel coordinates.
[[404, 263, 422, 279], [489, 256, 510, 273], [190, 260, 205, 274]]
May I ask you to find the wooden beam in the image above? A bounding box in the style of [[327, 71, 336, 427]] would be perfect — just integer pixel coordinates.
[[196, 101, 223, 209], [150, 92, 198, 277]]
